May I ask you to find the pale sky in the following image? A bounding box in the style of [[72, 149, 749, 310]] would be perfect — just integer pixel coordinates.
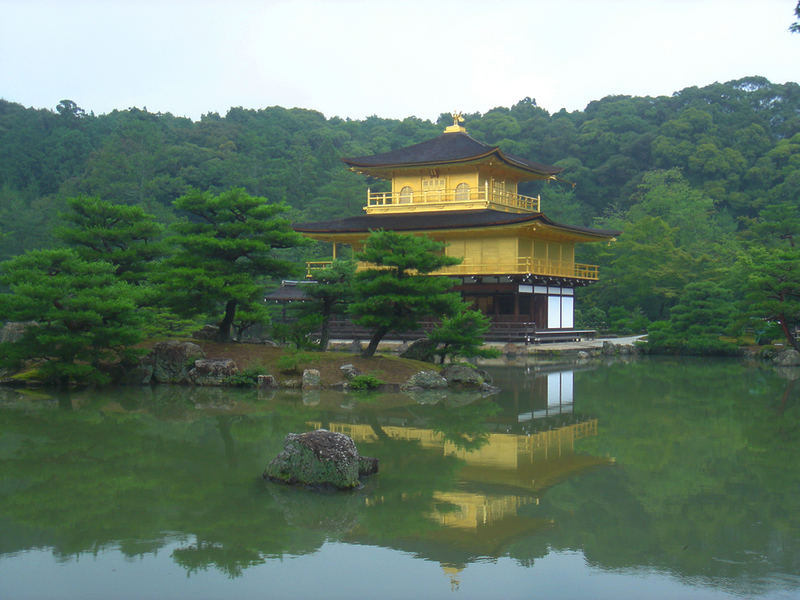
[[1, 0, 798, 122]]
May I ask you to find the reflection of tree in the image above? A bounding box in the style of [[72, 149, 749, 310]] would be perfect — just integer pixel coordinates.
[[172, 541, 265, 579], [0, 389, 465, 577], [0, 396, 319, 566], [412, 395, 501, 452]]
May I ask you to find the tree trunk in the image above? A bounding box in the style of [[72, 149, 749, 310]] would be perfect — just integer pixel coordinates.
[[777, 313, 800, 353], [217, 299, 237, 342], [319, 318, 330, 352], [319, 300, 332, 351], [362, 326, 389, 358]]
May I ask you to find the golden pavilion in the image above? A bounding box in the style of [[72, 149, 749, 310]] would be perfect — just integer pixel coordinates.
[[293, 114, 619, 339]]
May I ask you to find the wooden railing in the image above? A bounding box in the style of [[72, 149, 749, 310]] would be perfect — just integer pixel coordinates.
[[306, 258, 598, 280], [434, 258, 598, 280], [324, 319, 595, 343], [366, 187, 540, 212], [305, 261, 333, 276]]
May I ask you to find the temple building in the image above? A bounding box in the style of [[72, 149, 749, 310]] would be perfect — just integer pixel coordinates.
[[293, 115, 620, 339]]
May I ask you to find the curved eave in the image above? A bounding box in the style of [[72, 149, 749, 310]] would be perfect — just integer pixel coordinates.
[[294, 210, 620, 243], [343, 149, 561, 181]]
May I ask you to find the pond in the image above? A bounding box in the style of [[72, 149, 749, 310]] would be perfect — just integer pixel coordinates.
[[1, 357, 798, 599]]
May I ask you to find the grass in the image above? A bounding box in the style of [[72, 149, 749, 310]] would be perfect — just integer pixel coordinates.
[[189, 340, 436, 386]]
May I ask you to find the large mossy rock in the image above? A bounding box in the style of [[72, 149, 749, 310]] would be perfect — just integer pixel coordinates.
[[401, 370, 448, 391], [441, 364, 485, 388], [187, 358, 238, 386], [264, 430, 378, 490], [302, 368, 321, 390], [398, 338, 437, 361], [149, 340, 205, 384]]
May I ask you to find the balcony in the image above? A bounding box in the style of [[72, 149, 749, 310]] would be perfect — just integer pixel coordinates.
[[305, 257, 598, 280], [435, 258, 598, 280], [365, 186, 540, 214]]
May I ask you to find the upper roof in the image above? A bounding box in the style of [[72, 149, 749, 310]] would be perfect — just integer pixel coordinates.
[[293, 209, 620, 241], [342, 131, 562, 180]]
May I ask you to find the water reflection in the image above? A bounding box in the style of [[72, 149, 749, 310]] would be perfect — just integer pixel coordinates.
[[297, 368, 611, 582], [0, 359, 798, 599]]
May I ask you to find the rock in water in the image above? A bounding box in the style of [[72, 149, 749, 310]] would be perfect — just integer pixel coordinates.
[[264, 430, 378, 490]]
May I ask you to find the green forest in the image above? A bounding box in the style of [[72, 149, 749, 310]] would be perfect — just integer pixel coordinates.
[[0, 75, 799, 362]]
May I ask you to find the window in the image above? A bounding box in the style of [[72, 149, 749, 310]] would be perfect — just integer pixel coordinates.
[[455, 182, 470, 201], [399, 186, 413, 204]]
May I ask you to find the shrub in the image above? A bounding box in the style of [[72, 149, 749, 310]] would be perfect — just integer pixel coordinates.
[[223, 367, 264, 387], [348, 373, 384, 391], [276, 350, 314, 374]]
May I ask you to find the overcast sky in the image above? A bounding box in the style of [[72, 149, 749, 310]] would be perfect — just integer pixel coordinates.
[[1, 0, 798, 122]]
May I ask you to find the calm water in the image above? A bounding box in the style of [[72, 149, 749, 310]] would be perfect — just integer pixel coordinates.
[[1, 357, 798, 600]]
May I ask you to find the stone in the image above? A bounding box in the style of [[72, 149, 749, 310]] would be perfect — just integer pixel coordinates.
[[117, 361, 156, 386], [188, 358, 238, 386], [302, 368, 321, 390], [258, 374, 277, 388], [192, 325, 219, 340], [441, 364, 484, 388], [340, 364, 360, 380], [349, 339, 363, 354], [149, 340, 205, 384], [401, 370, 448, 391], [399, 338, 437, 361], [502, 343, 523, 358], [264, 429, 379, 489], [602, 341, 617, 356]]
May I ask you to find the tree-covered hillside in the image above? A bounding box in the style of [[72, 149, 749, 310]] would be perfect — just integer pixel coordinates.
[[1, 76, 798, 350]]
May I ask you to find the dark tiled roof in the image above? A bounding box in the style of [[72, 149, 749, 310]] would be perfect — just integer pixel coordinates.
[[293, 209, 620, 238], [265, 281, 312, 302], [343, 132, 562, 177]]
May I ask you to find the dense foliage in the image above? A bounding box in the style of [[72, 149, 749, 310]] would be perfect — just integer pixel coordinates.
[[160, 188, 307, 341], [350, 231, 463, 357], [0, 249, 143, 385], [1, 75, 799, 351]]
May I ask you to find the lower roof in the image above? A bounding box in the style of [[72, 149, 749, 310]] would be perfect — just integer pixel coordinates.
[[293, 209, 620, 240]]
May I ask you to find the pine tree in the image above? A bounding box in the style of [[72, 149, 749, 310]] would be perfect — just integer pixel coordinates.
[[158, 188, 307, 341], [0, 249, 143, 386], [428, 308, 500, 363], [55, 196, 166, 284], [350, 231, 462, 357], [295, 259, 356, 351]]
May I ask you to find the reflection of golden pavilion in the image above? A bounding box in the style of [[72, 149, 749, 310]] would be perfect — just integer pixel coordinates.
[[308, 419, 608, 552]]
